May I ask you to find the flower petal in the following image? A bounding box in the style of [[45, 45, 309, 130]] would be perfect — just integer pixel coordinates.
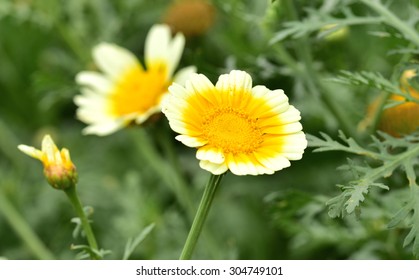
[[187, 73, 215, 95], [93, 43, 141, 80], [173, 66, 197, 85], [199, 160, 228, 175], [254, 151, 291, 172], [145, 24, 185, 78], [76, 72, 113, 95], [42, 135, 58, 165], [197, 146, 225, 164], [226, 153, 260, 176], [81, 120, 127, 136], [17, 145, 43, 160], [175, 135, 206, 147], [167, 32, 185, 76], [215, 70, 252, 93]]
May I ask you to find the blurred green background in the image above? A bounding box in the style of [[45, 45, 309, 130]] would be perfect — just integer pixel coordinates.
[[0, 0, 417, 259]]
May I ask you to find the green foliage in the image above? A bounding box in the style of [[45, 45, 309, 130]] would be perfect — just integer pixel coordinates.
[[309, 131, 419, 255], [328, 71, 401, 95], [266, 189, 414, 259], [270, 0, 419, 48]]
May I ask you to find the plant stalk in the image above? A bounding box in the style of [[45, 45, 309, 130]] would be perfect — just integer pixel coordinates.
[[179, 174, 224, 260], [64, 186, 101, 260]]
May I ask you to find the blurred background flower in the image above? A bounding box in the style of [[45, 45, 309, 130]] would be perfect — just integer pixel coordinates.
[[163, 0, 216, 37], [74, 24, 196, 135]]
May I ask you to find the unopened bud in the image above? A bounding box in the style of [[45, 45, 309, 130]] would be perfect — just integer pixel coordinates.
[[18, 135, 78, 190]]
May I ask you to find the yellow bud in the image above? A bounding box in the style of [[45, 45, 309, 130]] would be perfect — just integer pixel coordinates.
[[18, 135, 78, 190], [360, 69, 419, 137], [319, 24, 349, 42], [163, 0, 216, 37]]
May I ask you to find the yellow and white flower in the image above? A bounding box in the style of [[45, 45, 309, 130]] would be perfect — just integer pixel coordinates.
[[18, 135, 78, 189], [162, 70, 307, 176], [74, 24, 196, 135]]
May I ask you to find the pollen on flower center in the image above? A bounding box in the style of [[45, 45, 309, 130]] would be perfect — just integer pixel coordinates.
[[202, 107, 263, 154], [110, 64, 169, 117]]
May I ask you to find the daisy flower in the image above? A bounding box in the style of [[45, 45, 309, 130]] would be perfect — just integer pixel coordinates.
[[163, 70, 307, 176], [74, 24, 196, 136], [18, 135, 78, 189]]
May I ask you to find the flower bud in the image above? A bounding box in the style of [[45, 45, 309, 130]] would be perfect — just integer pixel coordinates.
[[360, 69, 419, 137], [18, 135, 78, 190], [163, 0, 216, 37]]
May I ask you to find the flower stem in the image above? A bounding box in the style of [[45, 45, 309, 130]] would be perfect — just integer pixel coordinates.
[[64, 186, 101, 260], [131, 127, 222, 258], [0, 190, 55, 260], [180, 174, 224, 260]]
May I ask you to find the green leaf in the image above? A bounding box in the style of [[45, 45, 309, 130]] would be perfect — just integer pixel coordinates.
[[326, 191, 349, 218], [123, 223, 155, 260], [70, 244, 111, 260], [269, 7, 382, 44], [345, 184, 369, 213], [403, 159, 418, 188], [388, 48, 419, 56], [388, 200, 414, 229], [327, 70, 401, 94]]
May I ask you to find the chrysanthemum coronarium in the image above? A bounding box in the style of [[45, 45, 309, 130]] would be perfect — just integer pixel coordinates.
[[74, 24, 196, 136], [162, 70, 307, 176]]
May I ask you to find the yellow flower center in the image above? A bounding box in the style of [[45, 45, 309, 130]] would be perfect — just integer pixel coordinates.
[[202, 107, 263, 154], [110, 63, 169, 117]]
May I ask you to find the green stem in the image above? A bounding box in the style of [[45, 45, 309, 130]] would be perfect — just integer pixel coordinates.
[[363, 142, 419, 184], [361, 0, 419, 49], [180, 174, 224, 260], [64, 186, 101, 260], [0, 190, 55, 260], [132, 126, 221, 258]]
